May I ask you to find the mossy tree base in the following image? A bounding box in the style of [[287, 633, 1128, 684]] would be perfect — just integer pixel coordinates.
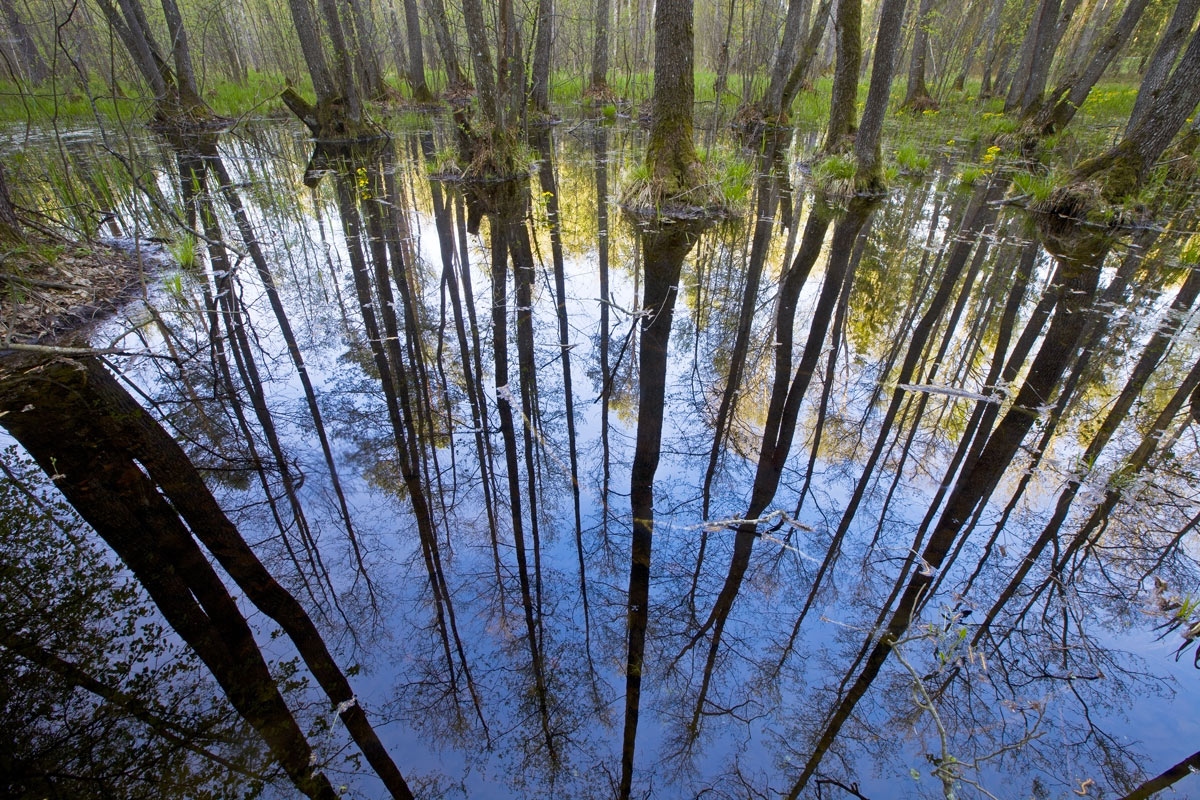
[[280, 87, 378, 142]]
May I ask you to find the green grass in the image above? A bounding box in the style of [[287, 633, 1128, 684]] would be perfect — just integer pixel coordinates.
[[700, 146, 754, 205], [168, 233, 198, 270], [206, 69, 297, 118], [893, 143, 929, 173], [1011, 170, 1061, 203], [0, 78, 144, 124]]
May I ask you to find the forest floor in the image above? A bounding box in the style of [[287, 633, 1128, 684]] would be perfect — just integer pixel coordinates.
[[0, 233, 149, 345]]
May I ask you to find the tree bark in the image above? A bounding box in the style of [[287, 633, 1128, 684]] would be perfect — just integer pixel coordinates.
[[347, 0, 385, 100], [778, 0, 834, 115], [158, 0, 200, 104], [620, 220, 704, 800], [1073, 29, 1200, 198], [424, 0, 467, 91], [900, 0, 938, 110], [285, 0, 336, 113], [646, 0, 699, 196], [401, 0, 433, 101], [856, 0, 909, 189], [590, 0, 611, 91], [823, 0, 862, 153], [1029, 0, 1152, 133], [1126, 0, 1200, 135], [530, 0, 553, 113], [0, 355, 340, 800], [762, 0, 813, 115]]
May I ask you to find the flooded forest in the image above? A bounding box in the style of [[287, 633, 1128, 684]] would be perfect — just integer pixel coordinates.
[[4, 0, 1200, 798]]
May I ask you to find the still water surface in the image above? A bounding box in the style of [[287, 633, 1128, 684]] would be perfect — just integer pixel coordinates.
[[6, 115, 1200, 799]]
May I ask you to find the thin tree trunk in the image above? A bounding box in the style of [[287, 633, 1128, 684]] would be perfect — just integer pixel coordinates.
[[620, 220, 704, 800], [763, 0, 813, 115], [778, 0, 834, 114]]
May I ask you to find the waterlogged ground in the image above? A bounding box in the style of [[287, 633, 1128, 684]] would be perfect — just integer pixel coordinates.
[[6, 114, 1200, 799]]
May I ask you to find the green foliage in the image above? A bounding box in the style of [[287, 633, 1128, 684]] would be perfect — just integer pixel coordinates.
[[1078, 85, 1138, 120], [550, 73, 586, 105], [787, 78, 832, 128], [955, 165, 990, 189]]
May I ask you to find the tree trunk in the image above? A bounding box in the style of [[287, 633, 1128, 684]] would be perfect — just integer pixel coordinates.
[[619, 219, 704, 800], [646, 0, 699, 196], [900, 0, 938, 110], [424, 0, 467, 91], [1073, 29, 1200, 198], [459, 0, 498, 123], [762, 0, 813, 116], [1029, 0, 1152, 133], [0, 161, 23, 246], [856, 0, 910, 189], [1126, 0, 1200, 135], [778, 0, 834, 114], [317, 0, 363, 123], [823, 0, 862, 153], [285, 0, 336, 113], [530, 0, 553, 113], [1006, 0, 1076, 114], [590, 0, 611, 91], [401, 0, 433, 101], [347, 0, 385, 100], [0, 355, 341, 800], [1117, 749, 1200, 800], [158, 0, 200, 104]]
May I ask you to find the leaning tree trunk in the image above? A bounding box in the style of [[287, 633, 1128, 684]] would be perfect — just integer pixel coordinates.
[[1028, 0, 1152, 134], [0, 354, 342, 800], [778, 0, 833, 115], [1072, 29, 1200, 199], [424, 0, 468, 92], [761, 0, 813, 118], [1126, 0, 1200, 135], [0, 0, 48, 83]]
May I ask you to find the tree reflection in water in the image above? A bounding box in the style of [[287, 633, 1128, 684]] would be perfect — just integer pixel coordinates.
[[6, 119, 1200, 799]]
